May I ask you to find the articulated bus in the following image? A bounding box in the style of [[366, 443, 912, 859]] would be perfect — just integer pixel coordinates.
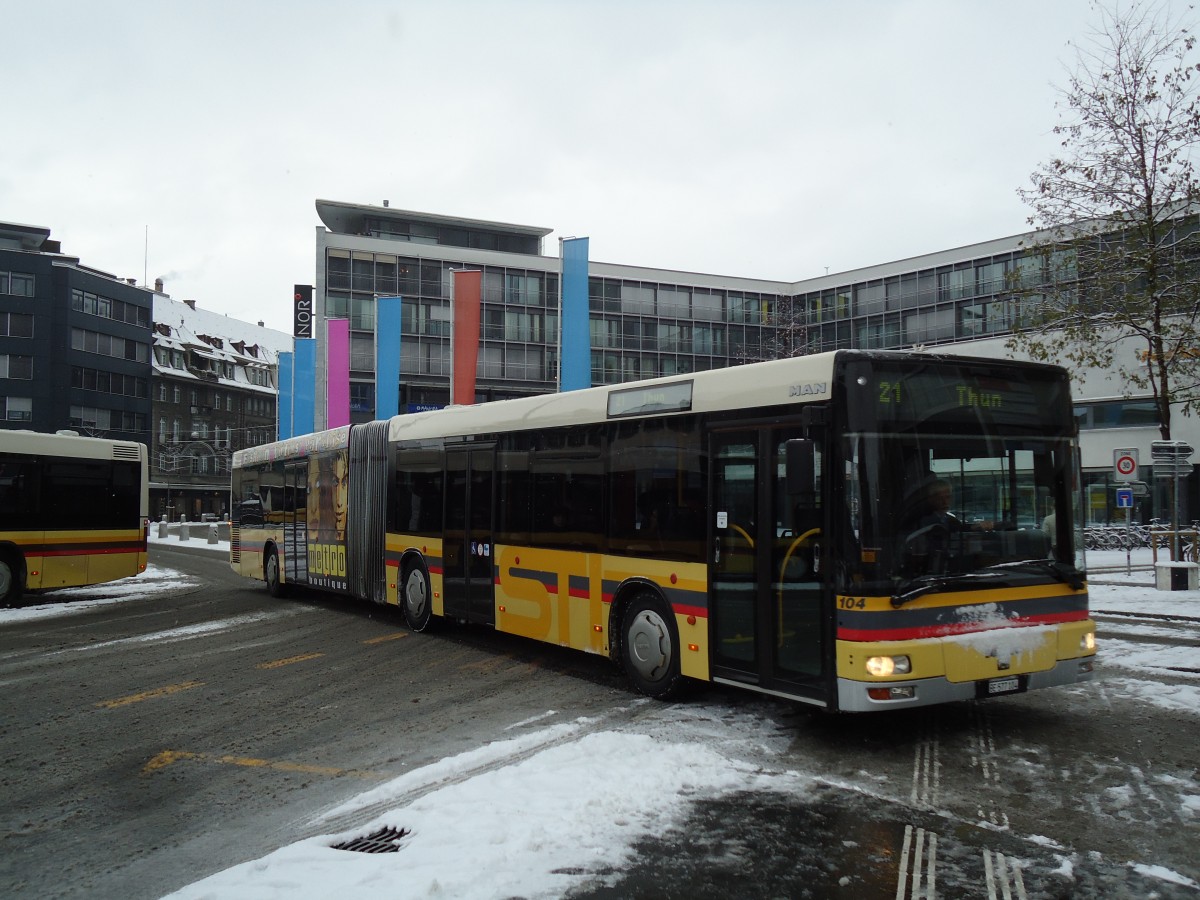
[[0, 430, 149, 606], [231, 350, 1095, 711]]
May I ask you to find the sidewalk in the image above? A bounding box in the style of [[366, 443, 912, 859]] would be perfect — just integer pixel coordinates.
[[148, 522, 230, 556]]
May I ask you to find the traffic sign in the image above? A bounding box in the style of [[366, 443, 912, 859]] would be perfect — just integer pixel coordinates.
[[1154, 462, 1194, 478], [1115, 488, 1134, 508], [1151, 440, 1194, 460], [1114, 448, 1139, 481]]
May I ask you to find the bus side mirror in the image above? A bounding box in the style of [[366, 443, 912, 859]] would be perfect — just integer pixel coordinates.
[[786, 439, 817, 509]]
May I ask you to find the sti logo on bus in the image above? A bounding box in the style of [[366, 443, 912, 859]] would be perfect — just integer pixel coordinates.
[[790, 382, 828, 398]]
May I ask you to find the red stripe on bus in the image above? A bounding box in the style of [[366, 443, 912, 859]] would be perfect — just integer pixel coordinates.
[[837, 610, 1089, 643], [672, 603, 709, 619], [34, 546, 143, 557]]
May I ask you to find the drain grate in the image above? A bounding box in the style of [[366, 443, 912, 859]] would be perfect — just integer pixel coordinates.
[[332, 826, 411, 853]]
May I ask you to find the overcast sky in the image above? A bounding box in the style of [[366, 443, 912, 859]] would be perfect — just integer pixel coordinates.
[[2, 0, 1161, 333]]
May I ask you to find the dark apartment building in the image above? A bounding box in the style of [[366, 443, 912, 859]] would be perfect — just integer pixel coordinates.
[[0, 221, 152, 444]]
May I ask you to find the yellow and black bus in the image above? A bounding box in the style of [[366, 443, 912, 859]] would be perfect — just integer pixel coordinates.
[[0, 430, 149, 606], [231, 350, 1095, 711]]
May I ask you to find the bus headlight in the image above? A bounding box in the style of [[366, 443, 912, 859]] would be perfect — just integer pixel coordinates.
[[866, 655, 911, 677], [1081, 631, 1096, 652]]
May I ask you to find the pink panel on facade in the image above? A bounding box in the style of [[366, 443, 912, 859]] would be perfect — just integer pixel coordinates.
[[327, 318, 350, 428]]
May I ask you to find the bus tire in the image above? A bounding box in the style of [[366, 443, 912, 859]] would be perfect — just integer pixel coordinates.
[[0, 554, 23, 608], [265, 547, 288, 598], [620, 591, 684, 700], [401, 559, 433, 632]]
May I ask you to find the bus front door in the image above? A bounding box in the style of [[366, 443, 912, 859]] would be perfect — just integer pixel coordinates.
[[443, 445, 496, 625], [710, 427, 826, 704]]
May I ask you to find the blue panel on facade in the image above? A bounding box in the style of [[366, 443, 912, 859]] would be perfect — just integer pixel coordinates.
[[293, 339, 317, 437], [376, 296, 403, 420], [561, 237, 590, 392], [277, 351, 294, 440]]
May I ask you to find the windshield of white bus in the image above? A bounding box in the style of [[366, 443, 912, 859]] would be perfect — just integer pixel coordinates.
[[836, 358, 1083, 596]]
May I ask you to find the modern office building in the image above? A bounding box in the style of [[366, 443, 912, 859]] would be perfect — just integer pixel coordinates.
[[0, 221, 152, 445], [151, 292, 292, 520], [310, 199, 1198, 525], [312, 199, 793, 422]]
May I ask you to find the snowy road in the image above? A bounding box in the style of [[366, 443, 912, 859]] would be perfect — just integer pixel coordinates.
[[0, 541, 1196, 899]]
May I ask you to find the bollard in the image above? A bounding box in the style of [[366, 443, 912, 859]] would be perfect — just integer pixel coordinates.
[[157, 521, 167, 538], [1155, 561, 1199, 591], [208, 524, 219, 544], [179, 521, 190, 542]]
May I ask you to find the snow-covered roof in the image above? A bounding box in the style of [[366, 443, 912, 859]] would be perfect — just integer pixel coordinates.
[[152, 295, 293, 360], [152, 294, 294, 393]]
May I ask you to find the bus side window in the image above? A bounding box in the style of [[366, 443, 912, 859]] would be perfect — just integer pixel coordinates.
[[608, 418, 704, 562], [394, 449, 443, 535], [0, 462, 37, 530], [496, 442, 531, 546]]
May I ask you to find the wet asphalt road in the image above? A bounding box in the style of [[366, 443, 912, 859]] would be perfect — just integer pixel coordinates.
[[1, 545, 1196, 899]]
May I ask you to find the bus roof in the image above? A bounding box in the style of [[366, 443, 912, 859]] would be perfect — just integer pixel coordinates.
[[233, 424, 351, 469], [385, 350, 844, 445], [233, 349, 1068, 468], [0, 429, 146, 462]]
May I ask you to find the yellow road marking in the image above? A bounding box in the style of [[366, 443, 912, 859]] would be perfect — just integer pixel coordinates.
[[458, 656, 538, 675], [256, 652, 324, 669], [458, 656, 508, 673], [141, 749, 385, 779], [363, 632, 408, 645], [96, 680, 205, 709], [143, 750, 199, 772]]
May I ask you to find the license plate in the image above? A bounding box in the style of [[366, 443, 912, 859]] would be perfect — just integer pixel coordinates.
[[986, 676, 1020, 695]]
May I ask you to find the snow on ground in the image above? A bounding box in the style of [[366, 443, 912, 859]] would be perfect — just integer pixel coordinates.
[[164, 721, 795, 900], [3, 538, 1198, 898], [0, 563, 199, 623]]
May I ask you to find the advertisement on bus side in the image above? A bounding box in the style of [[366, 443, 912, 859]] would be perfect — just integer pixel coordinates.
[[306, 448, 349, 591]]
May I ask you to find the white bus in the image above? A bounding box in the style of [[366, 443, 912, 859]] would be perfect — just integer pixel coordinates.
[[0, 430, 149, 606], [232, 350, 1095, 711]]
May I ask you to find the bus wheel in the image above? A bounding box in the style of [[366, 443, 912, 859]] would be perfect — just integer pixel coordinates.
[[0, 556, 23, 608], [402, 561, 433, 632], [265, 548, 288, 598], [621, 592, 684, 700]]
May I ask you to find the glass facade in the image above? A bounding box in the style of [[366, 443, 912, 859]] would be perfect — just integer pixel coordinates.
[[795, 253, 1041, 354], [326, 248, 558, 390], [323, 241, 1051, 414]]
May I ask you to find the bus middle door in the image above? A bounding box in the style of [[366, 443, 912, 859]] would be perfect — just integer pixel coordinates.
[[443, 444, 496, 625], [284, 461, 308, 585]]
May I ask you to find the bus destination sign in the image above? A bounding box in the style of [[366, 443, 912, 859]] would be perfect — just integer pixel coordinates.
[[607, 380, 693, 418]]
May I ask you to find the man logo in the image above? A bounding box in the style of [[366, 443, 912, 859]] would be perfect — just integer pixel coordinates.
[[789, 382, 828, 397]]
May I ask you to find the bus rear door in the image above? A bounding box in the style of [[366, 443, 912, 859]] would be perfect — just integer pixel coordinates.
[[284, 461, 308, 585], [443, 444, 496, 625]]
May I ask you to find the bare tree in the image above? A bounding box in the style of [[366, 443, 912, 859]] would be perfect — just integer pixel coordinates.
[[1010, 0, 1200, 440], [737, 294, 809, 365]]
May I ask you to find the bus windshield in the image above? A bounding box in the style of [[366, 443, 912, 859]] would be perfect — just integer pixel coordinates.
[[837, 357, 1084, 599]]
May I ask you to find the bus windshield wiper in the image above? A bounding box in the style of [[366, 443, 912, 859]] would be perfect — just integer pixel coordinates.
[[981, 559, 1086, 590], [890, 571, 1007, 608]]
